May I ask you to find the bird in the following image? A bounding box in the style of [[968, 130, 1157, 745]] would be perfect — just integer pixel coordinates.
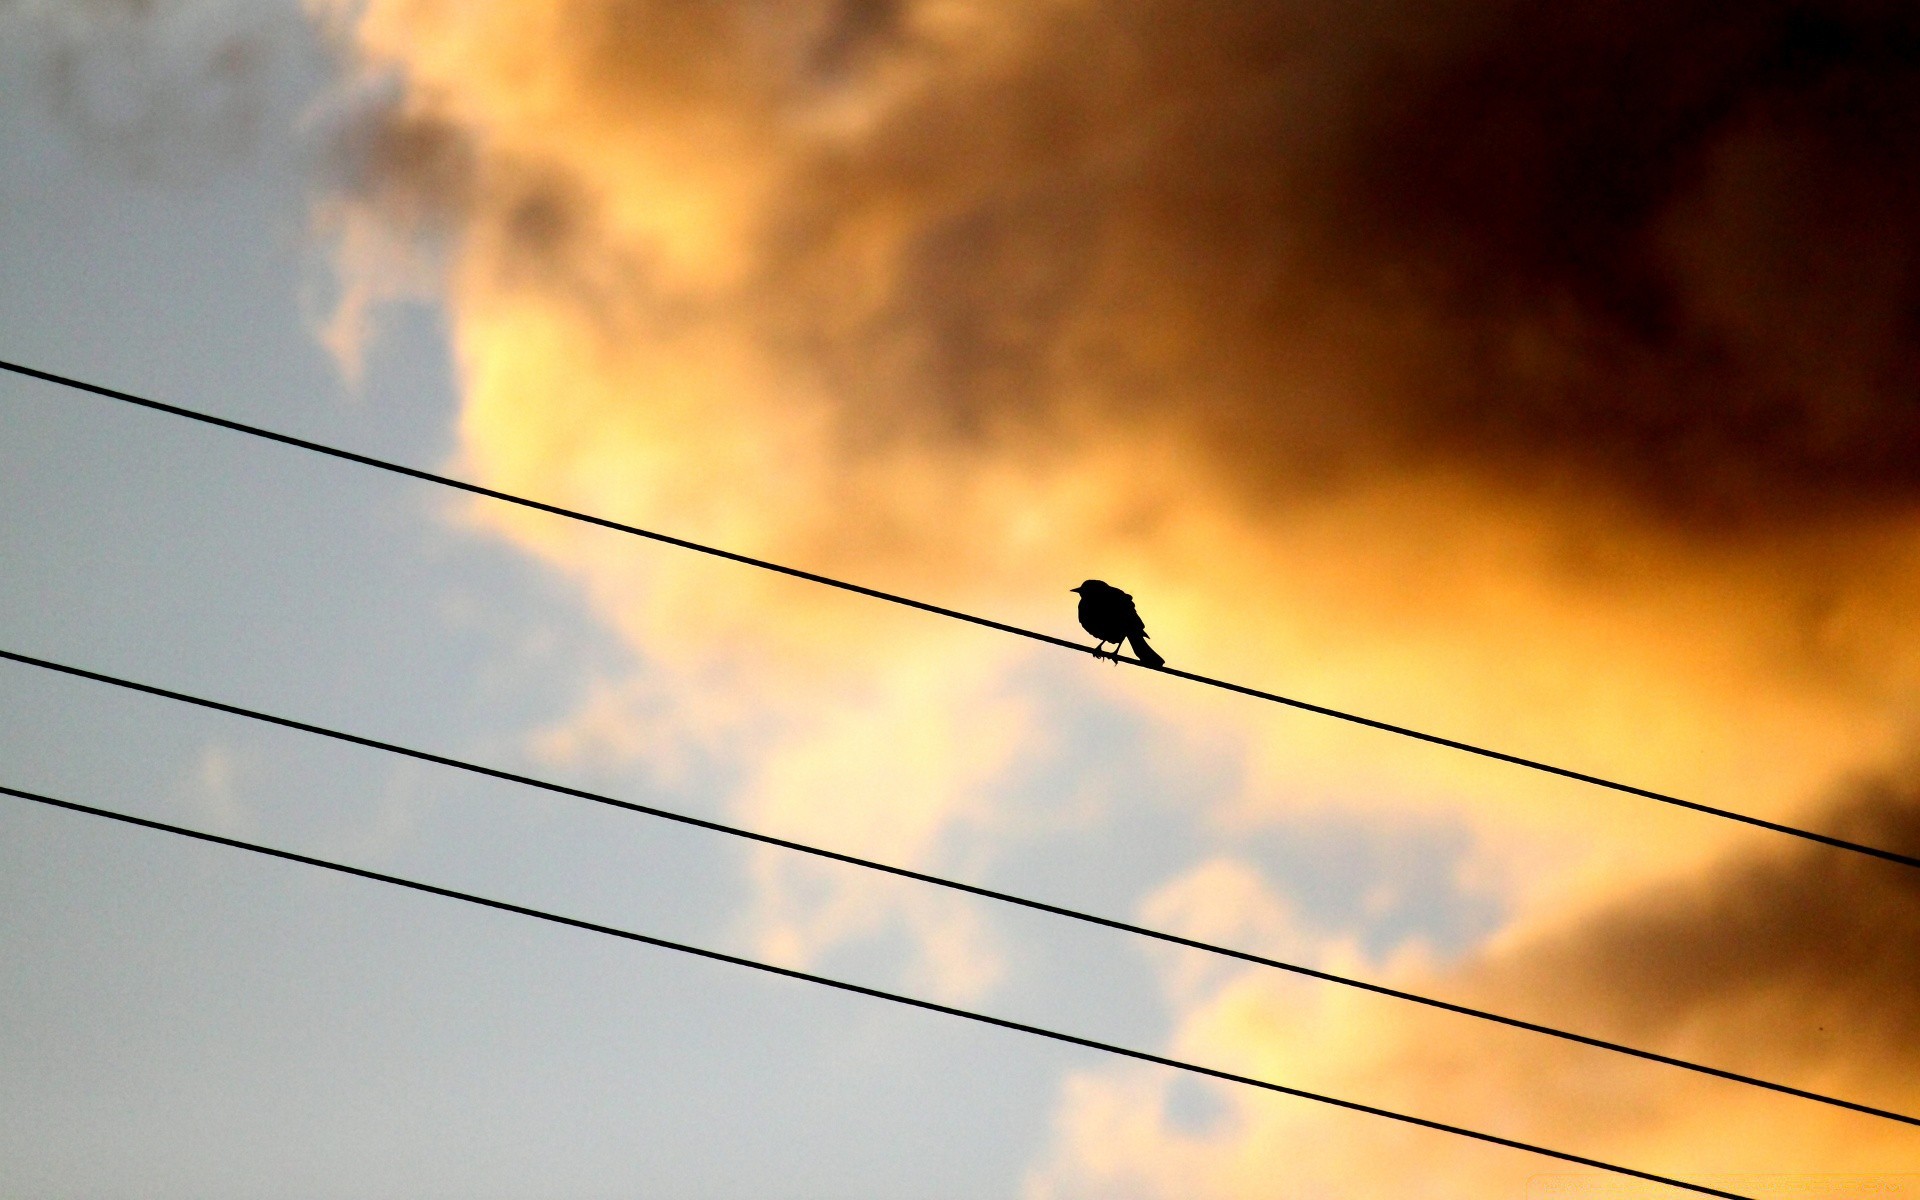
[[1071, 580, 1165, 668]]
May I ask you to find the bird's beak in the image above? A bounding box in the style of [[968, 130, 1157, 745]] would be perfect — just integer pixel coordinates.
[[1069, 586, 1081, 593]]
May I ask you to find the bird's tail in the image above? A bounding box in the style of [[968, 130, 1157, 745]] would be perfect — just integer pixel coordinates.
[[1126, 632, 1165, 669]]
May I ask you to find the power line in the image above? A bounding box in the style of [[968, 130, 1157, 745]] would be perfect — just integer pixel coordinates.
[[1, 781, 1753, 1200], [7, 645, 1910, 1130], [4, 358, 1915, 876]]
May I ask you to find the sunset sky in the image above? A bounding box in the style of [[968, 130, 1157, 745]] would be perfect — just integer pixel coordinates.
[[4, 2, 1919, 1196]]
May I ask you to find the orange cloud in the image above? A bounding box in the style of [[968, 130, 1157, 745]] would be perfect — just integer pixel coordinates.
[[315, 0, 1920, 1189]]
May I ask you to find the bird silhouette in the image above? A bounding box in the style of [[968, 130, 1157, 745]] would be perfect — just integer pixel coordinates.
[[1072, 580, 1165, 668]]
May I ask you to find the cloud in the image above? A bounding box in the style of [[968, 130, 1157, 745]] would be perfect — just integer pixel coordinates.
[[729, 643, 1038, 1001], [311, 0, 1920, 681], [1, 0, 303, 170], [1136, 857, 1345, 1008], [1331, 0, 1920, 530], [1029, 771, 1920, 1195], [311, 0, 1920, 1187], [1471, 765, 1920, 1076], [320, 0, 1920, 526]]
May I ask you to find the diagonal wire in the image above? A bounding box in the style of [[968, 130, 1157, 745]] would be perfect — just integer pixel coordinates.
[[1, 780, 1753, 1200], [2, 358, 1915, 874], [5, 645, 1913, 1129]]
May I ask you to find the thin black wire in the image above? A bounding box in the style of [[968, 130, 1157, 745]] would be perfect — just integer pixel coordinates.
[[6, 646, 1911, 1130], [0, 781, 1751, 1200], [3, 358, 1915, 875], [1, 364, 1912, 871]]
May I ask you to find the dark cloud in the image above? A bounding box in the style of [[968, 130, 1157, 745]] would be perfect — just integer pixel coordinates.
[[325, 100, 479, 236], [2, 0, 316, 171], [1473, 769, 1920, 1090], [1344, 0, 1920, 528], [336, 0, 1920, 533], [589, 0, 1910, 531]]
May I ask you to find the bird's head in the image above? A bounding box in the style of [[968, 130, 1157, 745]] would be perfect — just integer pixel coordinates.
[[1071, 580, 1107, 594]]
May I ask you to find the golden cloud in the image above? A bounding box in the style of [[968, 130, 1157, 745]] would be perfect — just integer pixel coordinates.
[[315, 0, 1920, 1187]]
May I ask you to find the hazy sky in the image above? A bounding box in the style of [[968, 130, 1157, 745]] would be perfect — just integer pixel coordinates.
[[3, 2, 1918, 1197]]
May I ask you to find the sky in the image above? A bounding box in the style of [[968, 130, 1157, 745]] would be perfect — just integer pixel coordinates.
[[2, 1, 1919, 1197]]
